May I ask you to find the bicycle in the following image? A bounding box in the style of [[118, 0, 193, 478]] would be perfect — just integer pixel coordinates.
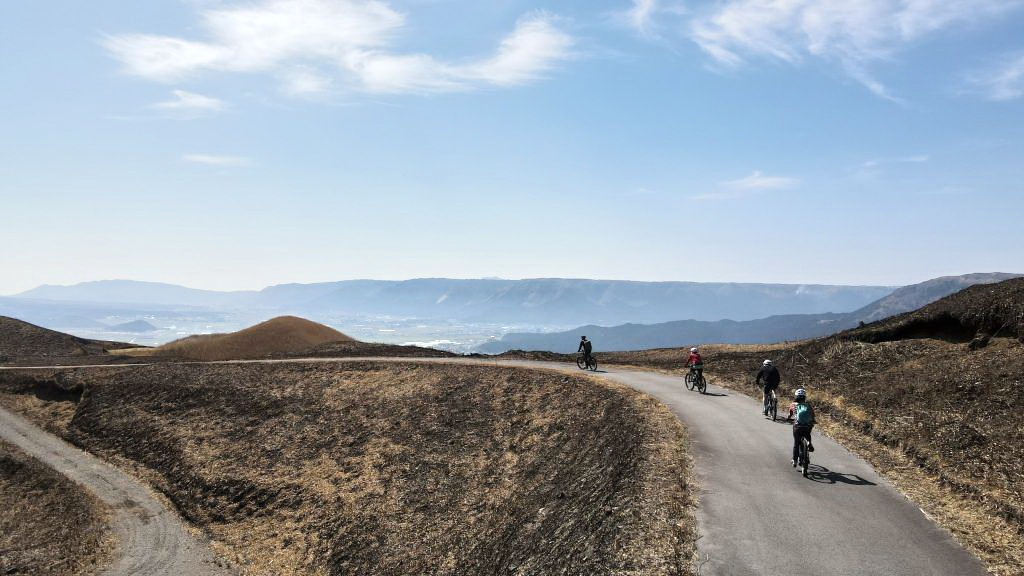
[[763, 389, 778, 421], [576, 353, 597, 371], [685, 368, 706, 394], [795, 433, 811, 477]]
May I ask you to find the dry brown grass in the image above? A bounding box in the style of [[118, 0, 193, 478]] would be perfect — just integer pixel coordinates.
[[0, 438, 115, 576], [1, 362, 697, 576]]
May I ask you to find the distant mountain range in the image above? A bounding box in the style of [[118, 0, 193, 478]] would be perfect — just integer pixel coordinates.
[[477, 273, 1023, 353], [10, 278, 896, 326]]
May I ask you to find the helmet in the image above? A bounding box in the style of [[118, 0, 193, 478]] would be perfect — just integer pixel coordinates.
[[794, 388, 807, 400], [581, 335, 587, 340], [763, 359, 772, 366], [690, 347, 698, 353]]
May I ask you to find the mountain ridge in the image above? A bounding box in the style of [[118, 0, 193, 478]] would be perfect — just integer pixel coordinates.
[[479, 272, 1022, 353]]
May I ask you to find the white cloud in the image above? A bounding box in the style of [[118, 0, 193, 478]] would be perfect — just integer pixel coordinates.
[[279, 67, 333, 97], [104, 1, 573, 96], [684, 0, 1024, 98], [692, 170, 799, 200], [628, 0, 659, 38], [722, 170, 799, 191], [862, 154, 929, 168], [617, 0, 687, 41], [964, 52, 1024, 101], [151, 89, 226, 114], [183, 154, 252, 167]]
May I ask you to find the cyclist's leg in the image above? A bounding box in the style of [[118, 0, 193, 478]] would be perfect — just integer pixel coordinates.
[[792, 426, 801, 464], [807, 425, 814, 451]]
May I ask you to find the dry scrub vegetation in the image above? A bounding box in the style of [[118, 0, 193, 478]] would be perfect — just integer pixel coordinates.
[[0, 438, 114, 576], [0, 362, 696, 576]]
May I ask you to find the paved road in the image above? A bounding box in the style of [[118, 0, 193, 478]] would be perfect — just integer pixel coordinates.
[[575, 365, 990, 576], [0, 405, 233, 576], [1, 358, 990, 575]]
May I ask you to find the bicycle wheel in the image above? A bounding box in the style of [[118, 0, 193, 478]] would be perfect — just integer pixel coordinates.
[[697, 375, 707, 394], [576, 355, 586, 370], [770, 397, 778, 421], [588, 357, 597, 371], [685, 372, 695, 391], [801, 439, 810, 477]]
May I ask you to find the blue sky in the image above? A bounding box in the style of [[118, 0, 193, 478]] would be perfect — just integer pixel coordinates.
[[2, 0, 1023, 294]]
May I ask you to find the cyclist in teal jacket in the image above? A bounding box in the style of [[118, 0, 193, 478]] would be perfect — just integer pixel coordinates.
[[789, 388, 816, 466]]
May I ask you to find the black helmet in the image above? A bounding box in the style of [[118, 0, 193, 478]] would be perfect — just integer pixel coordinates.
[[581, 335, 587, 340]]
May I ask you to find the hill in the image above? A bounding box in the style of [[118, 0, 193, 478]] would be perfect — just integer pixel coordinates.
[[149, 316, 353, 361], [0, 362, 695, 575], [107, 320, 157, 333], [480, 273, 1021, 353], [0, 316, 131, 361], [841, 277, 1024, 343], [15, 280, 256, 307]]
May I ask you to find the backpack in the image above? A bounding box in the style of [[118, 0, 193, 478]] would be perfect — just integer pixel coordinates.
[[794, 403, 814, 426]]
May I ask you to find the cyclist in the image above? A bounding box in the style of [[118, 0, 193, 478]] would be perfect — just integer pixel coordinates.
[[578, 336, 593, 365], [755, 359, 780, 416], [790, 388, 816, 467], [686, 347, 703, 380]]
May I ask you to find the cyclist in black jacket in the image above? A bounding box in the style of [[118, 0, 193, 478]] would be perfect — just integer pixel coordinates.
[[578, 336, 593, 364], [755, 359, 781, 416]]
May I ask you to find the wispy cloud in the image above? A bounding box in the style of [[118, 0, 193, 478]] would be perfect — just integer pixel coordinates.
[[683, 0, 1024, 98], [964, 52, 1024, 101], [692, 170, 799, 200], [862, 154, 929, 168], [151, 89, 226, 115], [103, 1, 574, 96], [615, 0, 687, 42], [723, 170, 799, 191], [183, 154, 252, 167]]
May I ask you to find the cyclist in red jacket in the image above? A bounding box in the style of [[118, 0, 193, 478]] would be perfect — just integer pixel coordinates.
[[686, 347, 703, 380]]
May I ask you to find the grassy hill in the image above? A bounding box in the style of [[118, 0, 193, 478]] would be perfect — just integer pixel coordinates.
[[0, 362, 696, 575], [145, 316, 354, 361], [0, 316, 133, 362]]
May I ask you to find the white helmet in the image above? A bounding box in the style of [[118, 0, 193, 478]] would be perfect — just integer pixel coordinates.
[[795, 388, 807, 399], [690, 347, 698, 353], [763, 359, 772, 366]]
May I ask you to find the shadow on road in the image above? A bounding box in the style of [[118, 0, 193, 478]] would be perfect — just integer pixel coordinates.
[[805, 464, 877, 486], [700, 391, 728, 397]]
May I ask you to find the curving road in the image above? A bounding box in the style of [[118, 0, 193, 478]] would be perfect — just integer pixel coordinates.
[[1, 358, 989, 576], [0, 405, 233, 576]]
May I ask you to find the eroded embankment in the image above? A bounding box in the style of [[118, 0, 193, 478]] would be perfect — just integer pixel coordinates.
[[1, 362, 695, 576], [0, 438, 115, 576]]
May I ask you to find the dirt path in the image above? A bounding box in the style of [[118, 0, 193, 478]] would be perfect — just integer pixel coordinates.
[[1, 358, 991, 575], [0, 405, 233, 576]]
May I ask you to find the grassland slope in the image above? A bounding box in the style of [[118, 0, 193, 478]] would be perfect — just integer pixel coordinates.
[[153, 315, 353, 361], [842, 277, 1024, 343], [0, 438, 113, 576], [1, 362, 695, 576], [0, 316, 132, 362]]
